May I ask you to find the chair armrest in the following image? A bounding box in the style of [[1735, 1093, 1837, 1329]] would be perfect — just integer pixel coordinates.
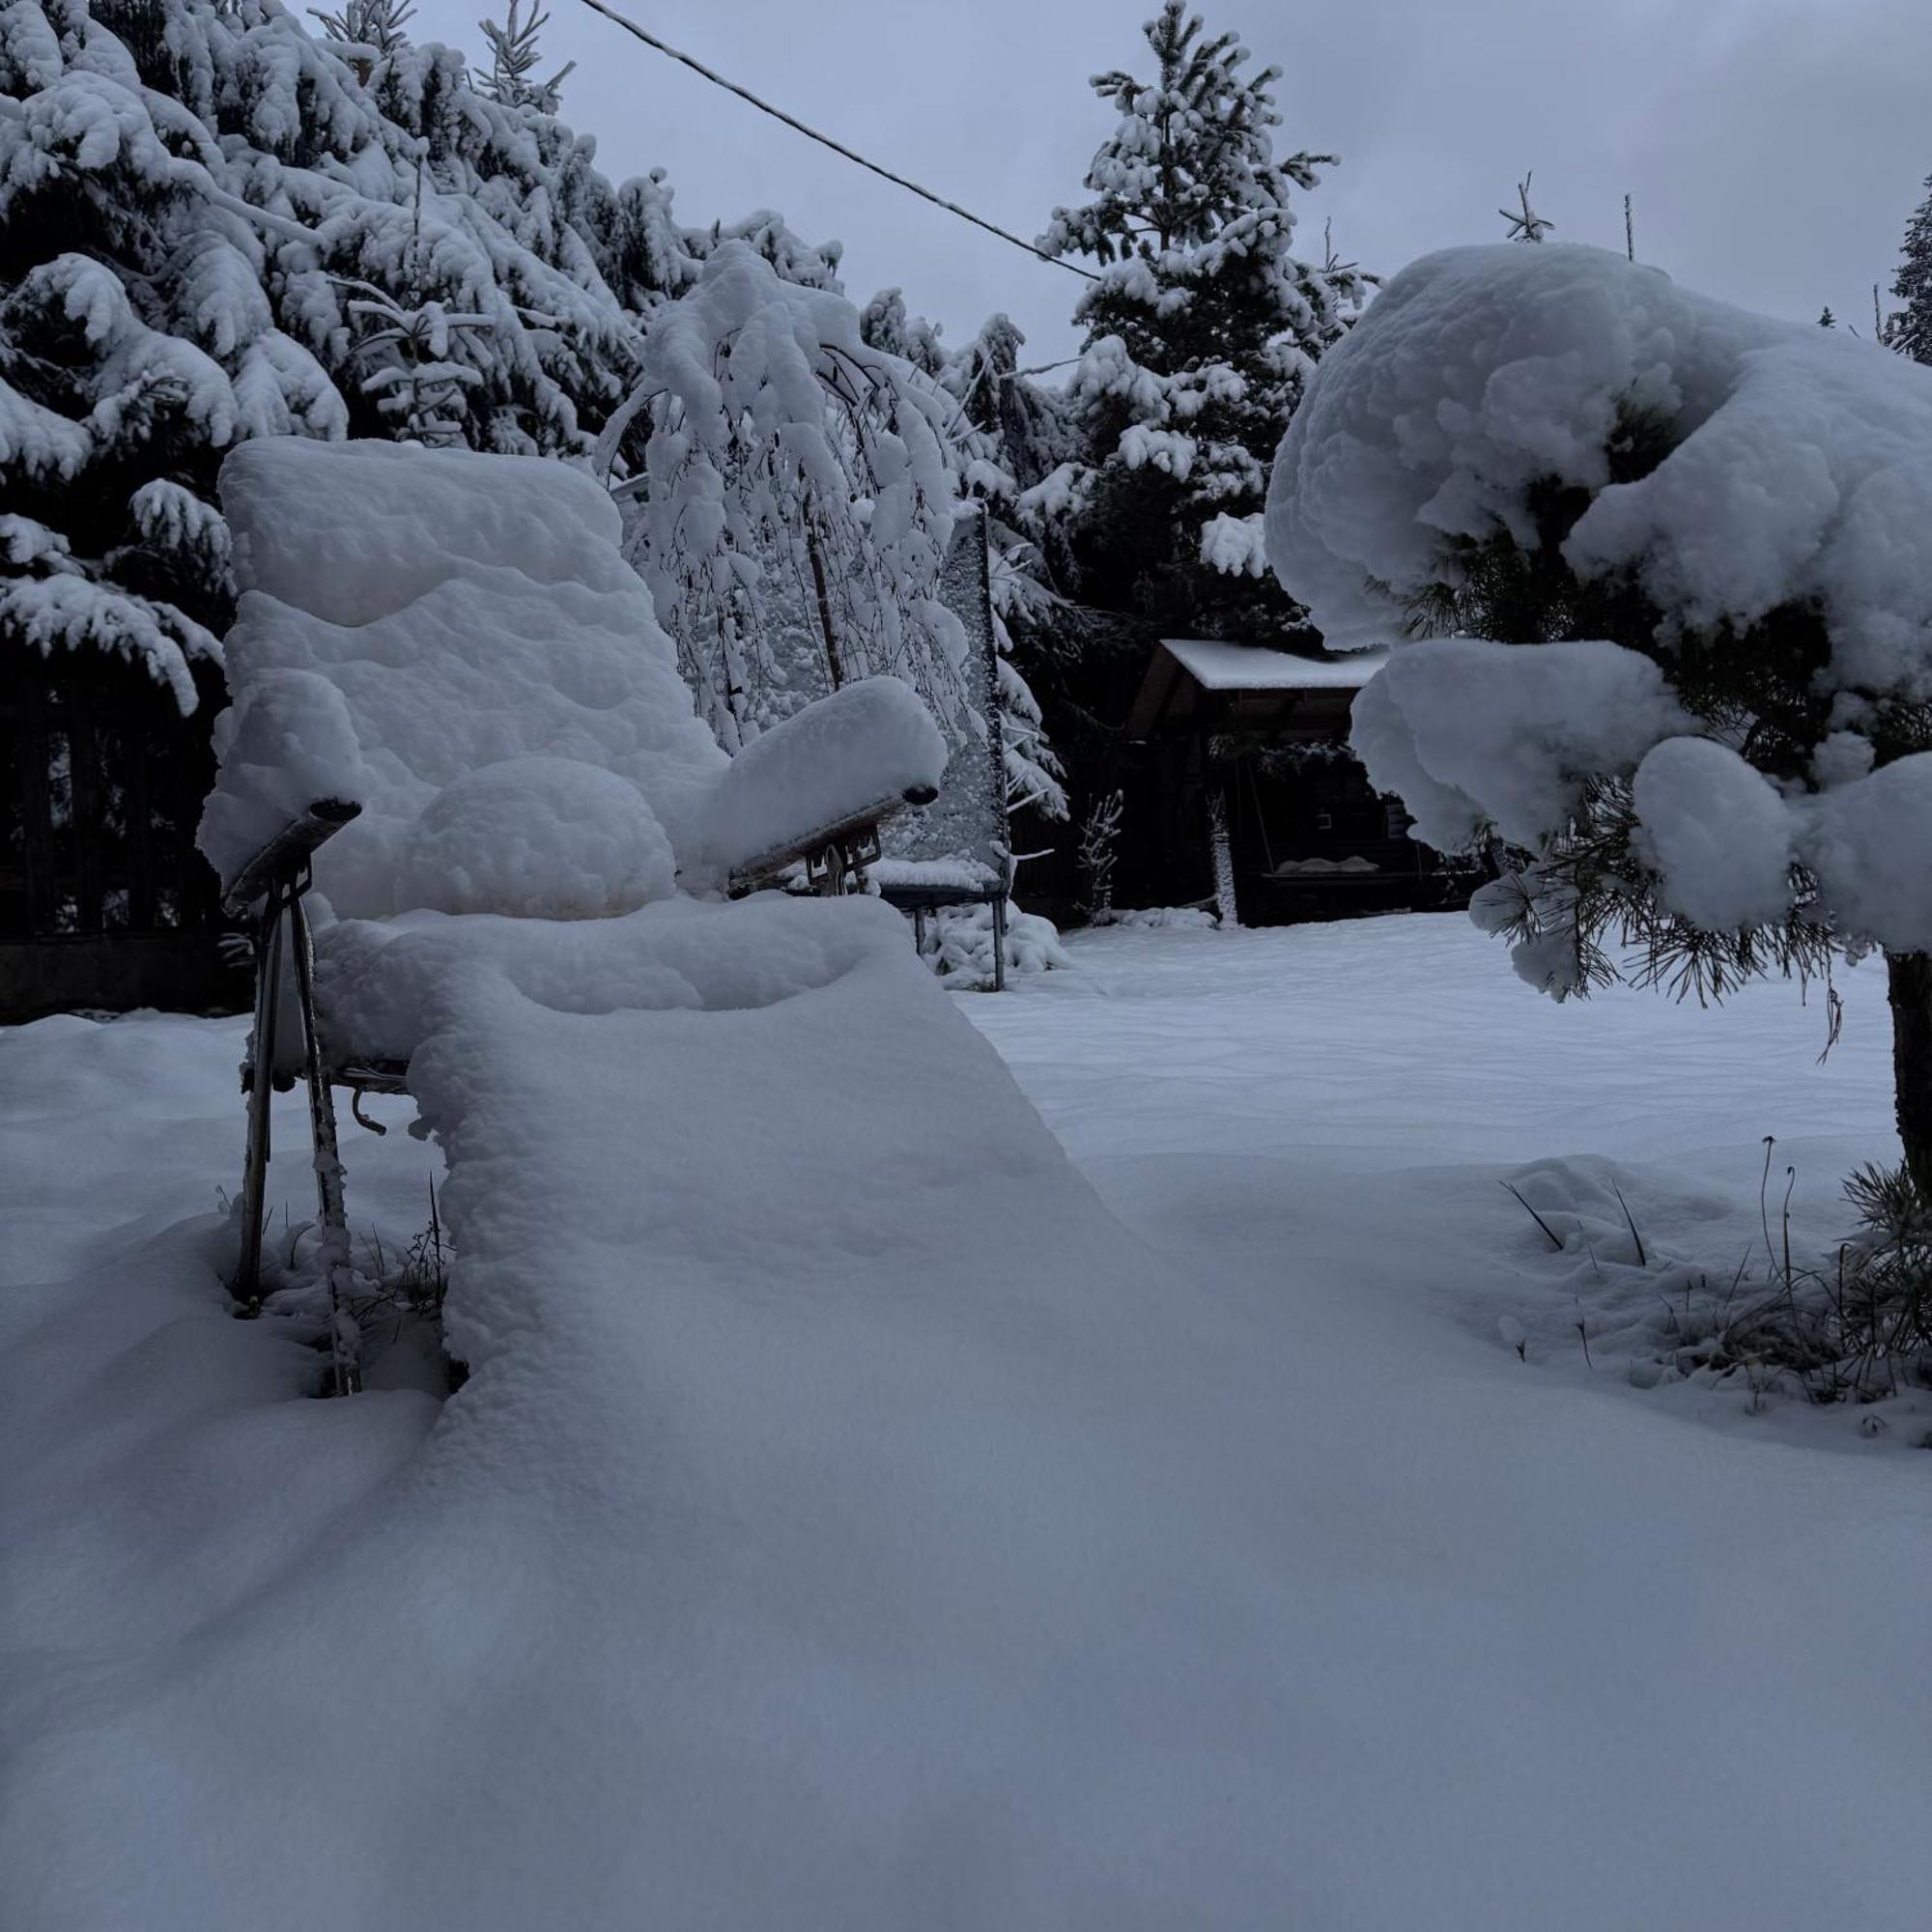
[[221, 797, 362, 915], [700, 678, 946, 890], [725, 786, 934, 895]]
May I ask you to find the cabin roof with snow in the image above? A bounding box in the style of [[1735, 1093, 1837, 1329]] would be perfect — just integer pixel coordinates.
[[1125, 639, 1388, 742]]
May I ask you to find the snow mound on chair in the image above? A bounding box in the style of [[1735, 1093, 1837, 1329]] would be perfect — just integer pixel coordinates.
[[200, 439, 725, 916], [396, 756, 676, 920]]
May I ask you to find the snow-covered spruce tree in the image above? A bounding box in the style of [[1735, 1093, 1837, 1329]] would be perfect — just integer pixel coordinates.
[[860, 291, 1069, 824], [1886, 173, 1932, 363], [596, 241, 969, 753], [1036, 0, 1366, 647], [0, 0, 664, 724], [1, 0, 346, 707], [1267, 242, 1932, 1196]]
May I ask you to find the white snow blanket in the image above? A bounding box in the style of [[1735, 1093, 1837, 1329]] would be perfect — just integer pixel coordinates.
[[1266, 244, 1932, 952], [199, 439, 944, 914], [6, 917, 1930, 1929]]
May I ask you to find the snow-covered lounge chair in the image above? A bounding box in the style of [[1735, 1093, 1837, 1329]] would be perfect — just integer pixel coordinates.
[[200, 437, 945, 1390]]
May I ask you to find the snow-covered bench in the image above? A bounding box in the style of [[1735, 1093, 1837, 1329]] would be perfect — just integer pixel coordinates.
[[200, 437, 944, 1390]]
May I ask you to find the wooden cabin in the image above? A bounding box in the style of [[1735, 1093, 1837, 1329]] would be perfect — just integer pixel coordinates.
[[1119, 639, 1473, 925]]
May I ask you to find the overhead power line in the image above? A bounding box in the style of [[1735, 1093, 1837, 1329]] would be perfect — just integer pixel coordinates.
[[572, 0, 1100, 283]]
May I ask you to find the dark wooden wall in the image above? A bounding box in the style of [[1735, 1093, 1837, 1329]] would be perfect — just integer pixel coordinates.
[[1, 657, 246, 1021]]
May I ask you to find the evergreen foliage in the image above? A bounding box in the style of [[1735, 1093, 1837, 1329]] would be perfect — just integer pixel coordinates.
[[0, 0, 836, 710], [477, 0, 572, 114], [1036, 0, 1366, 648], [1886, 173, 1932, 363]]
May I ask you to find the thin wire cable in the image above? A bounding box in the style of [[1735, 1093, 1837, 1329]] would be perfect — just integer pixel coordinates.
[[572, 0, 1100, 282]]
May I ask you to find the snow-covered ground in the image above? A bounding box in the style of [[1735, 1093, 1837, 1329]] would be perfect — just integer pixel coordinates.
[[3, 912, 1928, 1928]]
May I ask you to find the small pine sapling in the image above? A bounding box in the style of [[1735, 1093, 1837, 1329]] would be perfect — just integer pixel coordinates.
[[478, 0, 576, 112], [344, 285, 492, 445], [309, 0, 416, 75], [1500, 173, 1554, 242]]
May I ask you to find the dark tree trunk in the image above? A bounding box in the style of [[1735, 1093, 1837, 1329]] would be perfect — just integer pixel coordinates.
[[1885, 949, 1932, 1196], [805, 523, 844, 691]]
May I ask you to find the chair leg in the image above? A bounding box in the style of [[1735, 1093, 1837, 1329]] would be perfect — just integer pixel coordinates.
[[288, 892, 361, 1397], [233, 893, 284, 1308]]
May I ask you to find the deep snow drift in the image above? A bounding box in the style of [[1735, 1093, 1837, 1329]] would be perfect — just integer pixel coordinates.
[[3, 916, 1928, 1929]]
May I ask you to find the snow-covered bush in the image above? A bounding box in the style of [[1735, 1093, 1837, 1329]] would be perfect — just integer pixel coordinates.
[[1109, 905, 1218, 931], [914, 898, 1069, 989], [1501, 1149, 1932, 1406], [1076, 787, 1123, 923], [1267, 242, 1932, 1192]]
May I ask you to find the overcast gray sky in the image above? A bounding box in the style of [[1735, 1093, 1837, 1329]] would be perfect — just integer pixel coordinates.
[[419, 0, 1930, 363]]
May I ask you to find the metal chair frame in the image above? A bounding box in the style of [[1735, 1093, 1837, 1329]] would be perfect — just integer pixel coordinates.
[[224, 789, 931, 1394]]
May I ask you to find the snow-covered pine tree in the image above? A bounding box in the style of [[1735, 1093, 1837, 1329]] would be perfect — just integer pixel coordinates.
[[340, 275, 494, 444], [1036, 0, 1367, 647], [1268, 242, 1932, 1202], [1886, 173, 1932, 363]]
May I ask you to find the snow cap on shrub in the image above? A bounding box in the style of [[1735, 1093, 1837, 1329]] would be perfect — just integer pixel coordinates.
[[1631, 738, 1796, 932], [1352, 639, 1690, 850], [1267, 242, 1932, 690]]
